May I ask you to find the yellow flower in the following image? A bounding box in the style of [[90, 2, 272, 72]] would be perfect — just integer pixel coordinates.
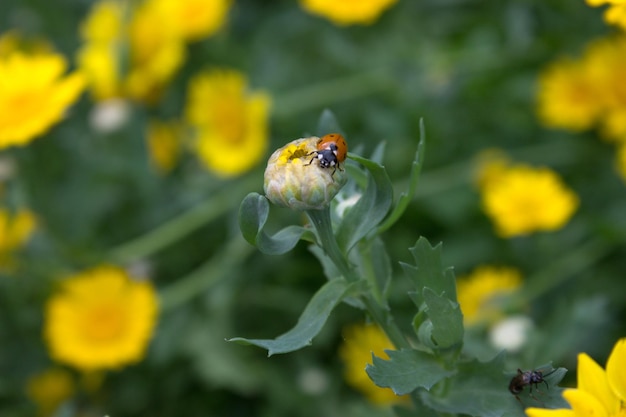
[[146, 119, 182, 173], [76, 0, 125, 100], [77, 42, 122, 100], [472, 148, 511, 189], [125, 0, 186, 102], [77, 0, 186, 103], [586, 0, 626, 30], [536, 57, 604, 132], [338, 324, 407, 405], [79, 0, 126, 43], [602, 109, 626, 143], [526, 337, 626, 417], [26, 368, 75, 417], [480, 164, 579, 237], [151, 0, 231, 42], [583, 36, 626, 141], [0, 208, 37, 270], [44, 265, 159, 371], [0, 208, 36, 253], [0, 52, 85, 149], [537, 35, 626, 142], [300, 0, 398, 25], [456, 266, 522, 326], [185, 69, 271, 176]]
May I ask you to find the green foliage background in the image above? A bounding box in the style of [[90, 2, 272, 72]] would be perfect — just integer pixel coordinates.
[[1, 0, 626, 416]]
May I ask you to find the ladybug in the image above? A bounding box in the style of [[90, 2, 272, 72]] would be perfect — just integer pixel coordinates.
[[306, 133, 348, 177]]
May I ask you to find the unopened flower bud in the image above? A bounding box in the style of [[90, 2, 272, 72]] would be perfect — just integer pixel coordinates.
[[264, 137, 348, 210]]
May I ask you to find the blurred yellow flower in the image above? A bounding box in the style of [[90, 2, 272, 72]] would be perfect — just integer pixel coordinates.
[[537, 57, 604, 132], [472, 148, 511, 189], [480, 164, 579, 237], [456, 266, 522, 326], [300, 0, 398, 25], [586, 0, 626, 30], [152, 0, 231, 42], [338, 323, 406, 405], [537, 36, 626, 143], [526, 337, 626, 417], [44, 265, 159, 371], [0, 53, 85, 149], [77, 0, 189, 103], [585, 37, 626, 142], [77, 43, 122, 100], [125, 0, 185, 102], [185, 69, 271, 176], [146, 119, 182, 173], [26, 368, 74, 417], [76, 0, 125, 100], [79, 0, 125, 43], [0, 208, 37, 270]]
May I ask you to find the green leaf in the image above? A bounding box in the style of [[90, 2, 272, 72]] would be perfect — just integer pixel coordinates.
[[316, 109, 345, 136], [400, 237, 457, 305], [422, 287, 464, 348], [309, 245, 367, 309], [238, 192, 308, 255], [370, 141, 386, 165], [377, 119, 426, 233], [419, 353, 568, 417], [228, 278, 352, 356], [336, 154, 393, 253], [365, 349, 455, 395], [350, 237, 392, 304]]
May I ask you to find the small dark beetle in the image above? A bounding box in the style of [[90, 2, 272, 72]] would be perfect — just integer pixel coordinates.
[[509, 368, 555, 402]]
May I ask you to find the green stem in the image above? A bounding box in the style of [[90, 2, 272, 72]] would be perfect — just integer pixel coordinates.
[[306, 209, 354, 281], [159, 236, 254, 312], [305, 208, 410, 350], [357, 241, 385, 305], [106, 174, 260, 263]]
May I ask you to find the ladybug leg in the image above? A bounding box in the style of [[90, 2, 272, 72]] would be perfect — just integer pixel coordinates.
[[305, 152, 318, 166]]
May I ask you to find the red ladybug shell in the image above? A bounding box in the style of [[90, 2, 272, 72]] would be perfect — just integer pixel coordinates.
[[318, 133, 348, 163]]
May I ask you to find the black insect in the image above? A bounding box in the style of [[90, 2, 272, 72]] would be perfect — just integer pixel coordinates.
[[509, 368, 556, 403]]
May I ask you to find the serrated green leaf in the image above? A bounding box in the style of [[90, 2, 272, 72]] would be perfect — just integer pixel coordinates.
[[228, 278, 352, 356], [316, 109, 345, 136], [400, 237, 457, 304], [238, 192, 308, 255], [419, 353, 568, 417], [422, 287, 464, 348], [365, 348, 455, 395], [336, 154, 393, 253], [378, 119, 426, 233]]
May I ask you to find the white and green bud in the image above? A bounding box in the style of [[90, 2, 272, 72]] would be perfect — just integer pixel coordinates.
[[264, 137, 348, 210]]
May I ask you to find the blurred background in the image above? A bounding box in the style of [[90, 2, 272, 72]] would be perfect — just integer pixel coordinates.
[[1, 0, 625, 416]]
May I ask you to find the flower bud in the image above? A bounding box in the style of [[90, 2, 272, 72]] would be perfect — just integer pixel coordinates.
[[264, 137, 347, 210]]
